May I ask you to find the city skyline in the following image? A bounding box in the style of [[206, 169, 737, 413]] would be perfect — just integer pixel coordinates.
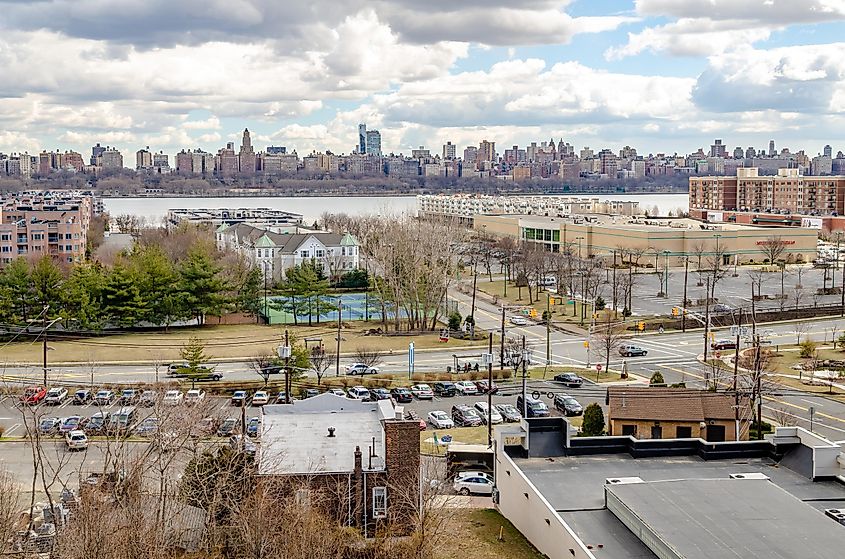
[[1, 1, 844, 158]]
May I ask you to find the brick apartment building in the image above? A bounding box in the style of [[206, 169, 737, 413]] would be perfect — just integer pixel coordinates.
[[0, 192, 95, 265], [690, 167, 845, 217], [258, 394, 421, 537], [607, 387, 749, 442]]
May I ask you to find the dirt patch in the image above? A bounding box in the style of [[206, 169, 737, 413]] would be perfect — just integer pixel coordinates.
[[436, 509, 545, 559]]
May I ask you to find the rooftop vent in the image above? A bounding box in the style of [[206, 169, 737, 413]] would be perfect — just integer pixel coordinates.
[[825, 509, 845, 526], [605, 477, 644, 485], [729, 473, 770, 480], [327, 427, 335, 438]]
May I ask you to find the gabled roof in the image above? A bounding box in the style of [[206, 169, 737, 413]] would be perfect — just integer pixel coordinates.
[[220, 223, 357, 254], [608, 387, 739, 422]]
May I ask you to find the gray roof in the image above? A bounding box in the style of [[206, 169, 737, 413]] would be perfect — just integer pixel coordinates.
[[607, 478, 845, 559], [258, 393, 394, 475], [222, 222, 354, 253]]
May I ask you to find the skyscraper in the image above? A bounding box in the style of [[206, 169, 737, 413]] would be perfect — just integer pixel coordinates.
[[442, 141, 456, 160], [90, 143, 106, 166], [768, 140, 776, 157], [366, 130, 382, 157], [136, 147, 152, 170], [824, 144, 833, 158], [358, 124, 367, 155], [239, 128, 256, 176], [478, 140, 495, 162]]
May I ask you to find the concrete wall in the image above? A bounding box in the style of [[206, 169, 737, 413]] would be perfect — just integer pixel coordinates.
[[609, 418, 745, 441], [495, 446, 595, 559]]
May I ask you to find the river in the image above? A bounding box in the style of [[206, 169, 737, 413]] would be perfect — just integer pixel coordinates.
[[103, 193, 689, 224]]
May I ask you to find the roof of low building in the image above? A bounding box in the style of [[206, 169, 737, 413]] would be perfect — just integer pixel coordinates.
[[258, 393, 394, 476], [221, 222, 355, 252], [607, 387, 739, 422]]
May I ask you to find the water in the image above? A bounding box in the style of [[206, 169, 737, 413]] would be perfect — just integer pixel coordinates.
[[102, 193, 689, 223]]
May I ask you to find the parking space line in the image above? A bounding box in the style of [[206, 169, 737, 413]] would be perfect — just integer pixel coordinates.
[[4, 423, 20, 436]]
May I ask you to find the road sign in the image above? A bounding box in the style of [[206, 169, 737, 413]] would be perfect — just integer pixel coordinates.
[[596, 364, 603, 372], [715, 351, 721, 359], [439, 329, 450, 342]]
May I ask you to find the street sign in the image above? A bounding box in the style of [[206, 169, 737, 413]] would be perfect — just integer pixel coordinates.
[[439, 329, 450, 342], [715, 351, 721, 359], [596, 364, 603, 372], [481, 353, 495, 365], [729, 326, 749, 338], [409, 342, 415, 377], [277, 345, 291, 359]]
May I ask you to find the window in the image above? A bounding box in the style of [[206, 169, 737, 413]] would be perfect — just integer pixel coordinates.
[[621, 425, 637, 437], [65, 245, 72, 252], [372, 486, 387, 518], [300, 250, 309, 258], [316, 249, 324, 258], [341, 247, 346, 256], [65, 233, 72, 239], [676, 426, 693, 438]]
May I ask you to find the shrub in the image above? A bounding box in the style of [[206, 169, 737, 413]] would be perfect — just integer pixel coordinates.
[[649, 371, 665, 386], [581, 403, 605, 436], [501, 369, 513, 380], [447, 311, 462, 332], [0, 425, 5, 438], [594, 296, 606, 311], [799, 340, 818, 359]]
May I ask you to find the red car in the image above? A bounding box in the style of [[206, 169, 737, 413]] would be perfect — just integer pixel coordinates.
[[21, 386, 47, 405], [474, 380, 499, 394]]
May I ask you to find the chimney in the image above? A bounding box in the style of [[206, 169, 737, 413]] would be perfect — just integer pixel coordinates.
[[327, 427, 335, 438]]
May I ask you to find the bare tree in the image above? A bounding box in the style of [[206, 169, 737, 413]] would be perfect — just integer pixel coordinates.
[[593, 321, 626, 375], [691, 242, 706, 287], [0, 467, 19, 554], [759, 235, 788, 265], [793, 322, 810, 345], [354, 346, 385, 368], [309, 346, 335, 386]]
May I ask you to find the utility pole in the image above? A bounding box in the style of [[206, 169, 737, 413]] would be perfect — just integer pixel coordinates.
[[487, 332, 493, 447], [612, 250, 618, 319], [682, 257, 689, 332], [733, 309, 742, 439], [470, 270, 478, 338], [546, 294, 551, 365], [703, 277, 711, 376], [521, 335, 527, 418], [500, 306, 505, 371], [335, 299, 342, 376], [42, 304, 49, 386], [284, 329, 291, 404]]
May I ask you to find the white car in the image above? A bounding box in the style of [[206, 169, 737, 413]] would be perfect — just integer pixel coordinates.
[[454, 381, 478, 396], [163, 390, 183, 405], [453, 475, 494, 496], [427, 410, 454, 429], [252, 390, 270, 406], [456, 471, 493, 482], [185, 389, 205, 404], [344, 363, 379, 375], [411, 384, 434, 400], [45, 387, 68, 405], [509, 316, 528, 326], [329, 388, 346, 397], [65, 430, 88, 451], [347, 386, 371, 400], [473, 402, 503, 425]]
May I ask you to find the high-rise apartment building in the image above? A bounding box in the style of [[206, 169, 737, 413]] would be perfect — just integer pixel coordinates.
[[90, 143, 106, 166], [442, 141, 456, 160], [463, 146, 478, 164], [768, 140, 776, 157], [153, 152, 170, 173], [136, 147, 153, 170], [824, 145, 833, 158], [98, 148, 123, 170], [710, 139, 727, 158], [216, 143, 239, 177], [239, 128, 256, 176], [478, 140, 495, 163], [358, 124, 367, 155], [365, 130, 382, 157]]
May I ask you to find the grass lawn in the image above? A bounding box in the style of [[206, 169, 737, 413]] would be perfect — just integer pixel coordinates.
[[421, 426, 489, 455], [769, 346, 843, 375], [525, 365, 625, 383], [0, 322, 487, 364], [437, 509, 545, 559]]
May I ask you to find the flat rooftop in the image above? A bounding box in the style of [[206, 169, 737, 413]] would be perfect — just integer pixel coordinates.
[[511, 214, 795, 232], [514, 453, 845, 559]]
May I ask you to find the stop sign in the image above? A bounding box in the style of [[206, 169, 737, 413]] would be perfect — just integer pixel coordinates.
[[596, 364, 603, 371], [715, 351, 722, 359]]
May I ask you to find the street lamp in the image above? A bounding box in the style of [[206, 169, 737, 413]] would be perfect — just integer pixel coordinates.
[[662, 250, 670, 297]]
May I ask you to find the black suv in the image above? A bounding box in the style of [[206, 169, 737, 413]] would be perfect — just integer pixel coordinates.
[[553, 394, 583, 416], [451, 405, 483, 427], [516, 395, 550, 418], [553, 373, 583, 388], [390, 387, 413, 403], [433, 382, 458, 397]]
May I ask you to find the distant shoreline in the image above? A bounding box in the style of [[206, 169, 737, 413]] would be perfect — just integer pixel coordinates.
[[102, 189, 688, 200]]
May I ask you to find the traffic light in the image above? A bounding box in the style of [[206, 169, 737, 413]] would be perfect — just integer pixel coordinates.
[[549, 297, 555, 306], [583, 340, 590, 348], [671, 307, 679, 316], [637, 321, 645, 331]]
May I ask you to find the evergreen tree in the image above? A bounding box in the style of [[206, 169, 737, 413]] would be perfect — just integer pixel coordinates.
[[581, 403, 606, 436], [178, 249, 228, 325], [62, 263, 106, 328], [650, 371, 666, 386], [0, 257, 32, 322], [30, 255, 64, 312], [237, 267, 264, 319], [101, 264, 146, 327]]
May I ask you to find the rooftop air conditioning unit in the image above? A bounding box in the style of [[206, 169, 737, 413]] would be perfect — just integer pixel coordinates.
[[824, 509, 845, 526], [729, 473, 770, 480]]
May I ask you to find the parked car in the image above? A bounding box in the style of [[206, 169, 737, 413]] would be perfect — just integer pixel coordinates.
[[411, 384, 434, 400], [108, 407, 137, 432], [252, 391, 270, 406], [275, 391, 288, 403], [139, 390, 157, 407], [474, 380, 499, 394], [231, 391, 248, 406], [454, 381, 478, 396], [118, 389, 138, 405], [369, 388, 391, 401], [474, 402, 503, 425], [185, 389, 206, 404], [344, 363, 378, 375], [711, 339, 737, 350], [163, 390, 184, 405], [135, 417, 159, 437], [495, 403, 521, 422], [455, 471, 494, 482], [453, 475, 494, 496], [216, 418, 238, 437], [228, 434, 257, 455], [21, 386, 47, 405], [191, 417, 218, 439], [301, 388, 320, 399], [39, 417, 61, 434], [59, 416, 82, 433], [347, 386, 371, 400], [451, 405, 483, 427], [73, 389, 92, 405], [553, 394, 583, 416], [553, 373, 583, 388], [246, 417, 261, 438], [619, 344, 648, 357], [94, 389, 115, 406], [516, 395, 549, 418], [45, 387, 69, 406], [83, 411, 109, 434], [427, 410, 454, 429], [390, 387, 413, 403], [509, 316, 528, 326], [712, 304, 734, 314], [328, 388, 346, 397], [65, 430, 89, 451], [432, 382, 458, 397]]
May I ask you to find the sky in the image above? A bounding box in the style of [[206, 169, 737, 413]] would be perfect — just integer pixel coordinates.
[[1, 0, 845, 160]]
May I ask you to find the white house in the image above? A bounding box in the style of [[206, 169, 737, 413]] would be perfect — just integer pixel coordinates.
[[216, 223, 359, 281]]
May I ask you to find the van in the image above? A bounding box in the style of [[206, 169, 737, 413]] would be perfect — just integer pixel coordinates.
[[516, 395, 549, 418], [108, 406, 137, 432]]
